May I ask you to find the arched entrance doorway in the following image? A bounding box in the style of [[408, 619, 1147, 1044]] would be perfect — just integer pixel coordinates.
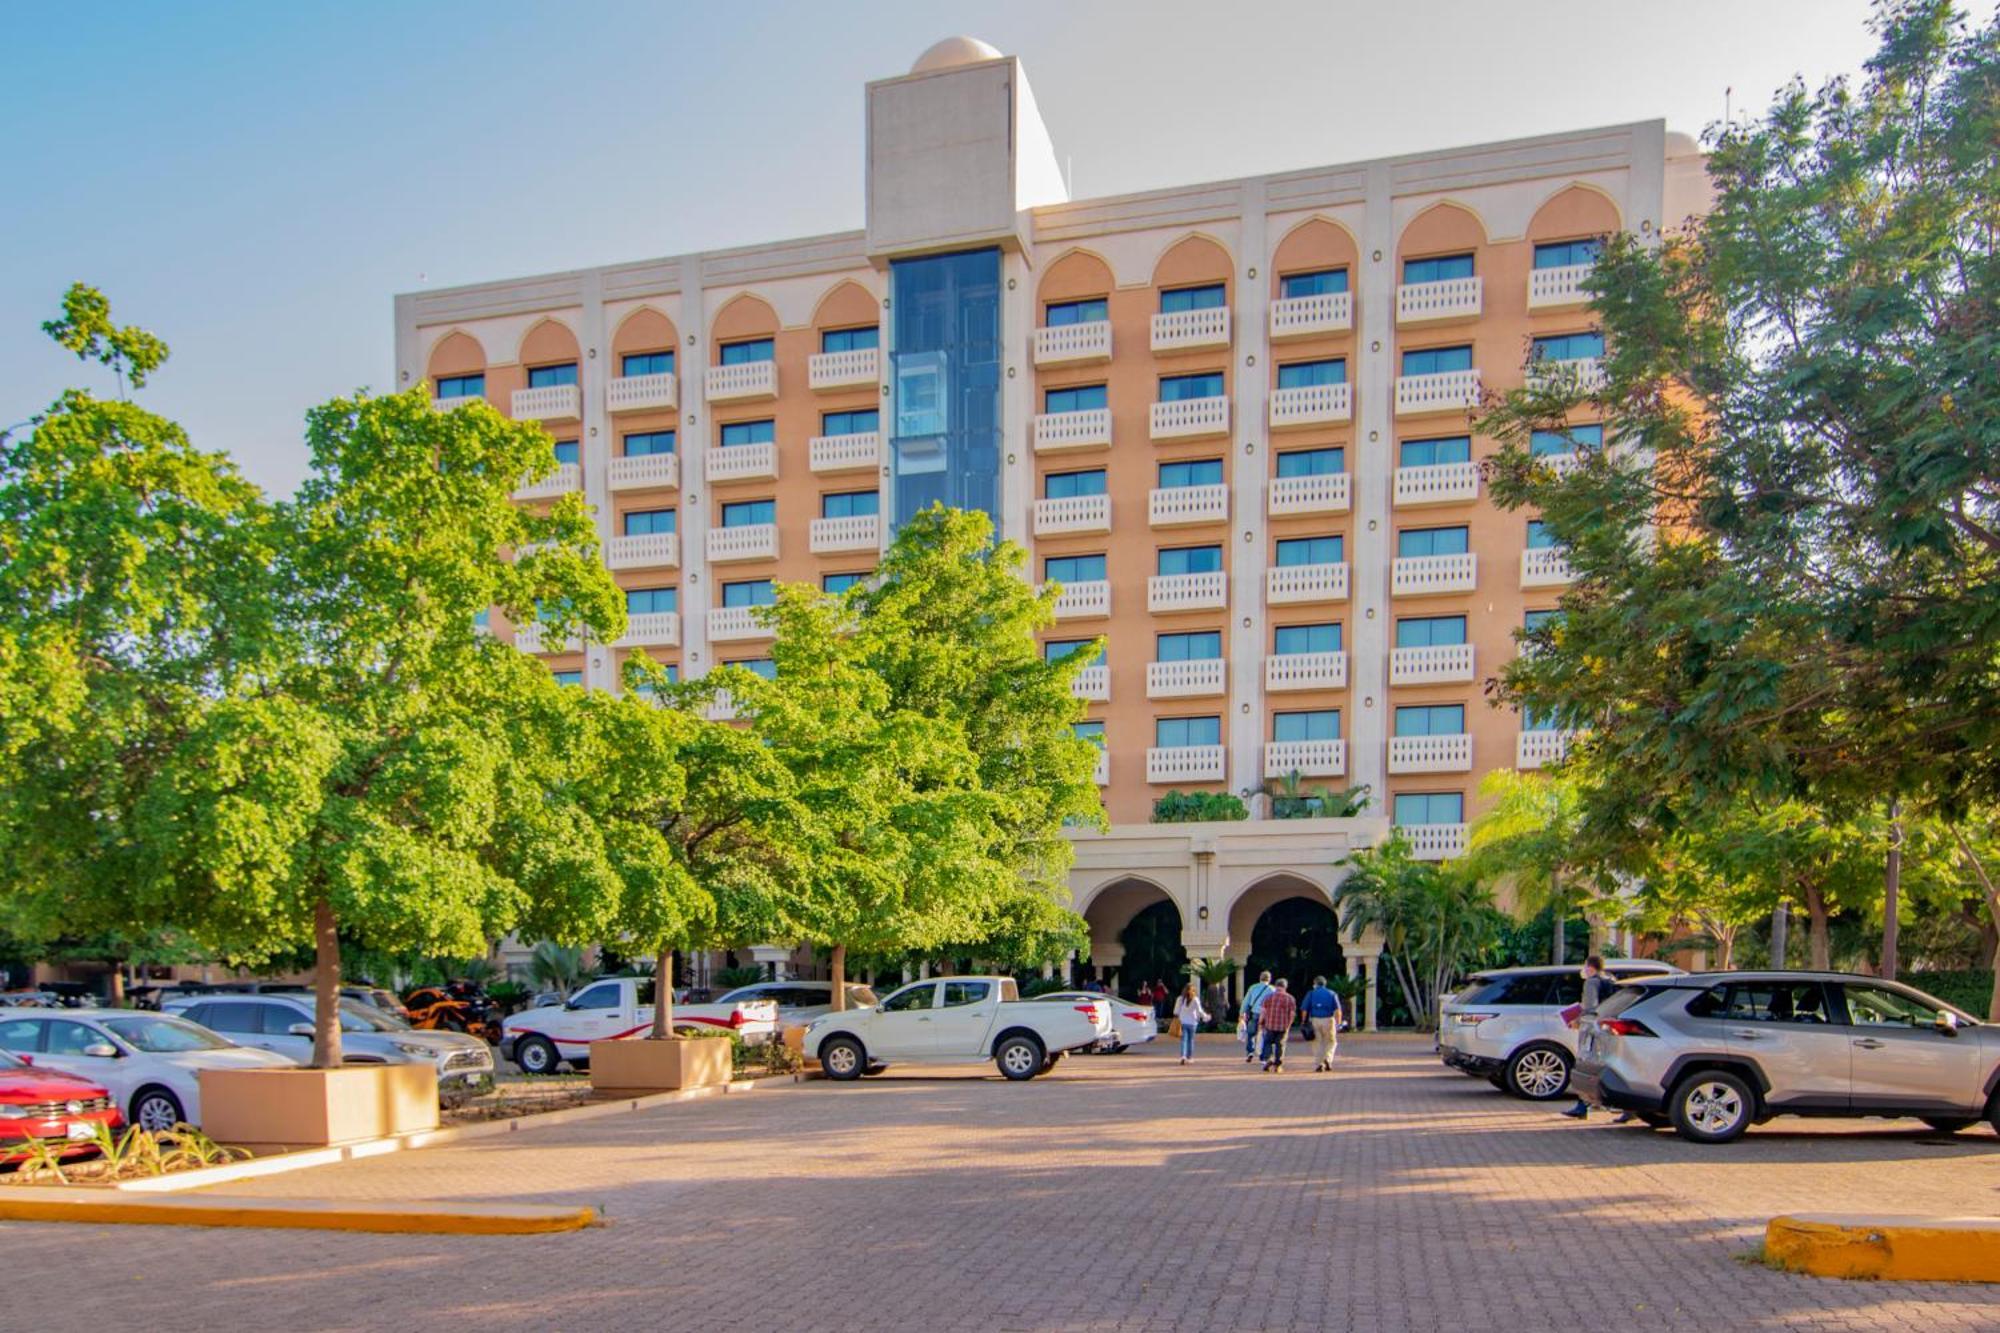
[[1118, 899, 1187, 1001], [1248, 897, 1345, 991], [1080, 877, 1181, 995]]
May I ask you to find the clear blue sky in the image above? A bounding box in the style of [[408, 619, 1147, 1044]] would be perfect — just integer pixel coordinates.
[[2, 0, 1881, 495]]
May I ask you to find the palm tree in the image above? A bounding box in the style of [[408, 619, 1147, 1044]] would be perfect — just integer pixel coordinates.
[[527, 942, 589, 1001], [1182, 956, 1238, 1027], [1256, 772, 1373, 820], [1335, 837, 1502, 1030], [1462, 768, 1613, 964]]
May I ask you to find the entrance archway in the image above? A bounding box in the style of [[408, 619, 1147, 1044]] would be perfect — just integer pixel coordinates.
[[1080, 877, 1178, 993], [1118, 899, 1187, 1002], [1248, 897, 1345, 990]]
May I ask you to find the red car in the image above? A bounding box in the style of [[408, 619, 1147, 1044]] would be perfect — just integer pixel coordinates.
[[0, 1047, 121, 1162]]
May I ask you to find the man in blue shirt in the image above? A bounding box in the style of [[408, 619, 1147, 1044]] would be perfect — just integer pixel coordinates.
[[1300, 975, 1344, 1072], [1239, 970, 1274, 1063]]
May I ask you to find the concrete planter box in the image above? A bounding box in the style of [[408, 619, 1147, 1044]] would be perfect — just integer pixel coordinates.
[[198, 1064, 439, 1152], [588, 1036, 732, 1095]]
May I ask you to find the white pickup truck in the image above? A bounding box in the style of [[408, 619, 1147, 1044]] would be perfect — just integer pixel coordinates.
[[499, 976, 779, 1075], [802, 976, 1113, 1081]]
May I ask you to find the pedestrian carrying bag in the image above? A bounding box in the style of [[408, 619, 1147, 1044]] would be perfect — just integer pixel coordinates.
[[1168, 1016, 1182, 1038], [1300, 1015, 1316, 1040]]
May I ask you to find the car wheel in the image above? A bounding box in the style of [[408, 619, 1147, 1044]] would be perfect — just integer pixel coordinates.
[[515, 1036, 560, 1076], [130, 1086, 185, 1133], [995, 1035, 1045, 1081], [820, 1036, 866, 1081], [1668, 1070, 1755, 1144], [1920, 1116, 1976, 1134], [1504, 1044, 1572, 1100]]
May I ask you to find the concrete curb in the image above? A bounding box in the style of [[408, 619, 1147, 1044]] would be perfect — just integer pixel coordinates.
[[0, 1187, 596, 1235], [1765, 1214, 2000, 1283]]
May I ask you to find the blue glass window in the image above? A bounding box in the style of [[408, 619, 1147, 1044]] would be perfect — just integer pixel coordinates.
[[1402, 253, 1475, 284], [1522, 706, 1562, 733], [1045, 298, 1108, 327], [1156, 545, 1223, 576], [1045, 638, 1102, 663], [822, 408, 879, 436], [722, 580, 776, 608], [1524, 608, 1564, 633], [721, 500, 775, 527], [1399, 436, 1472, 468], [1044, 384, 1107, 414], [1158, 372, 1225, 403], [473, 608, 491, 631], [1276, 447, 1345, 478], [1274, 622, 1341, 654], [528, 363, 578, 388], [1394, 791, 1464, 825], [1531, 423, 1601, 456], [622, 351, 674, 377], [435, 374, 484, 399], [1072, 720, 1106, 745], [1396, 615, 1467, 649], [720, 419, 775, 447], [1276, 359, 1346, 389], [1045, 554, 1107, 583], [627, 587, 678, 615], [623, 430, 676, 457], [720, 339, 775, 366], [888, 248, 1001, 533], [1276, 536, 1343, 566], [1395, 704, 1467, 737], [1158, 458, 1223, 489], [551, 440, 580, 465], [1274, 710, 1340, 742], [821, 490, 879, 520], [1398, 526, 1470, 558], [1043, 469, 1107, 500], [1280, 269, 1348, 298], [1155, 631, 1222, 662], [1401, 345, 1474, 376], [731, 657, 778, 680], [823, 571, 868, 595], [1159, 284, 1225, 313], [1526, 520, 1558, 550], [551, 670, 584, 687], [1155, 715, 1222, 747], [1534, 238, 1603, 269], [623, 508, 676, 536], [821, 326, 879, 354], [1532, 332, 1606, 363]]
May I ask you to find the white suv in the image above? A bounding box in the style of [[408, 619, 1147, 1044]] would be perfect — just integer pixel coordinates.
[[1438, 961, 1683, 1100]]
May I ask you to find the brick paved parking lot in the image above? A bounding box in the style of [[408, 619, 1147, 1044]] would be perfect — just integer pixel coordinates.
[[8, 1034, 1999, 1332]]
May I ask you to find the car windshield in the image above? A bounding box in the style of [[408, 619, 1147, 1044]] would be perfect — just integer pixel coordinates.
[[338, 1001, 404, 1033], [102, 1015, 233, 1053]]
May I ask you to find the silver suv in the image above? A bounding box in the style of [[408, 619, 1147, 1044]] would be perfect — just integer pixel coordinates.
[[1438, 960, 1683, 1100], [1574, 971, 1999, 1143]]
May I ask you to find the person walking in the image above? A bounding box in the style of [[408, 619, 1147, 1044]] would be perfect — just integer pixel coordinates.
[[1239, 970, 1274, 1063], [1172, 982, 1209, 1065], [1561, 955, 1632, 1121], [1258, 977, 1297, 1072], [1299, 975, 1343, 1072]]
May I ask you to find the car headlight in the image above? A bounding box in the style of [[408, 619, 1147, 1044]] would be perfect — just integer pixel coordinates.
[[392, 1042, 432, 1059], [0, 1105, 26, 1120]]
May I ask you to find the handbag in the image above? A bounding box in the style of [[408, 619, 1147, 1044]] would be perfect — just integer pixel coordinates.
[[1168, 1015, 1183, 1038], [1558, 1002, 1584, 1027], [1300, 1015, 1316, 1040]]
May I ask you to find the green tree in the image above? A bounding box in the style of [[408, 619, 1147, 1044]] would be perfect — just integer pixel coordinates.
[[1257, 773, 1372, 820], [1335, 837, 1504, 1031], [528, 942, 591, 1001], [1150, 791, 1249, 823], [1462, 768, 1623, 964]]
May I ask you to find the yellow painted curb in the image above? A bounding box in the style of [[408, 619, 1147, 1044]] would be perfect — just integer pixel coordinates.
[[1766, 1215, 2000, 1283], [0, 1188, 597, 1235]]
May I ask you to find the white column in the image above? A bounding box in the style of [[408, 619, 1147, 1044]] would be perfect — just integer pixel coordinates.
[[1229, 176, 1271, 796], [578, 269, 616, 694], [678, 261, 715, 686], [1000, 249, 1034, 551], [1349, 162, 1396, 802], [1063, 952, 1075, 984], [1041, 961, 1054, 980], [918, 960, 931, 980], [1361, 955, 1379, 1032]]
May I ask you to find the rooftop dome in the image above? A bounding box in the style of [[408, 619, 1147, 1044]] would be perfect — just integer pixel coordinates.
[[910, 36, 1003, 74], [1665, 130, 1702, 158]]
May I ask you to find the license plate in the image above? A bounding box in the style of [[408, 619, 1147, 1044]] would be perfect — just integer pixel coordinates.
[[65, 1122, 93, 1141]]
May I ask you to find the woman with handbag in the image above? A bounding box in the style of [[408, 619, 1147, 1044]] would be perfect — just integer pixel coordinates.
[[1171, 982, 1210, 1065]]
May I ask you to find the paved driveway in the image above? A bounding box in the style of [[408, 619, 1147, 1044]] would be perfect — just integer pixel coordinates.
[[9, 1034, 1999, 1331]]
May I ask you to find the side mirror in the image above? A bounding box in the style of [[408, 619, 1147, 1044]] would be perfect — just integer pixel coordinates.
[[1935, 1011, 1960, 1037], [83, 1043, 119, 1058], [288, 1022, 315, 1037]]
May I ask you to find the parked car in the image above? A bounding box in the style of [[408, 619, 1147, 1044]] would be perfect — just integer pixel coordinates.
[[0, 1007, 293, 1132], [161, 994, 494, 1102], [803, 976, 1114, 1081], [1574, 970, 1999, 1143], [499, 976, 780, 1075], [0, 1047, 120, 1163], [1026, 991, 1159, 1052], [1437, 960, 1684, 1100], [711, 981, 880, 1028]]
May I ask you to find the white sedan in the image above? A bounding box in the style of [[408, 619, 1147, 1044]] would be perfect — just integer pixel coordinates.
[[0, 1007, 293, 1132], [1031, 992, 1159, 1052]]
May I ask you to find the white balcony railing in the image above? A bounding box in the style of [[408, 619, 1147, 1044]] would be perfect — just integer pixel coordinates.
[[512, 622, 580, 656], [1527, 357, 1609, 393], [1268, 473, 1350, 516], [1522, 547, 1576, 588], [511, 384, 582, 423], [1269, 382, 1352, 430], [1391, 552, 1477, 596], [1049, 579, 1111, 620], [708, 606, 774, 642], [1033, 408, 1113, 453], [1395, 368, 1482, 416], [607, 372, 677, 413], [707, 523, 779, 563], [1265, 651, 1347, 692], [1147, 744, 1226, 785], [1150, 306, 1231, 353], [704, 360, 778, 403], [1266, 563, 1349, 605], [1389, 642, 1476, 685], [617, 612, 681, 648], [1264, 739, 1346, 779], [706, 440, 778, 483], [1093, 748, 1111, 786], [808, 432, 880, 474], [608, 452, 680, 492], [1394, 460, 1480, 506], [1148, 483, 1228, 528], [1148, 569, 1227, 613], [431, 393, 482, 413], [808, 347, 879, 392], [1033, 493, 1111, 536], [1529, 263, 1594, 310], [707, 690, 739, 722], [1033, 321, 1113, 366], [513, 462, 581, 501], [1517, 729, 1573, 769], [1389, 733, 1474, 774], [605, 532, 680, 571], [1071, 664, 1110, 702], [1400, 822, 1468, 861], [1150, 397, 1230, 441], [1396, 276, 1482, 324], [1146, 658, 1226, 699], [809, 513, 880, 554], [1269, 292, 1352, 340]]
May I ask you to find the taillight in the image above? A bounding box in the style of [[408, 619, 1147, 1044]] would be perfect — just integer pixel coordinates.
[[1599, 1018, 1653, 1037], [1453, 1012, 1497, 1025], [1121, 1010, 1149, 1021], [1074, 1004, 1101, 1018]]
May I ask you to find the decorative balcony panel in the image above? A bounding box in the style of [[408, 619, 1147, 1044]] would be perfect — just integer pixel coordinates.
[[1071, 664, 1109, 702], [1049, 579, 1111, 620], [1150, 307, 1231, 353], [707, 691, 738, 722], [1264, 739, 1346, 779], [605, 533, 680, 571], [1149, 397, 1229, 441], [1033, 408, 1112, 453], [1529, 263, 1594, 310], [1400, 822, 1468, 861], [1033, 321, 1112, 366], [432, 394, 482, 412], [808, 347, 879, 392], [1539, 451, 1583, 478], [1395, 369, 1482, 416], [1269, 292, 1352, 340], [608, 451, 680, 492], [706, 523, 779, 564], [1265, 562, 1349, 605], [1517, 729, 1573, 770], [809, 513, 880, 554], [1389, 642, 1475, 685], [511, 622, 579, 656], [1146, 658, 1226, 699], [1396, 276, 1482, 325], [708, 606, 774, 642], [1388, 733, 1474, 774], [1146, 744, 1226, 785], [1527, 357, 1608, 393], [1391, 553, 1477, 596], [511, 384, 581, 423], [704, 361, 778, 403], [1268, 382, 1352, 430], [808, 432, 880, 474], [1393, 460, 1480, 506], [1033, 493, 1111, 536], [706, 440, 778, 483], [1267, 473, 1350, 516], [1148, 570, 1227, 613], [607, 372, 678, 413], [1521, 547, 1576, 588], [513, 462, 581, 501], [1264, 651, 1347, 692], [1148, 483, 1228, 528], [617, 612, 680, 649], [1093, 748, 1110, 786]]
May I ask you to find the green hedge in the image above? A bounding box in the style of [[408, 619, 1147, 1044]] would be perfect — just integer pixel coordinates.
[[1906, 970, 1993, 1016]]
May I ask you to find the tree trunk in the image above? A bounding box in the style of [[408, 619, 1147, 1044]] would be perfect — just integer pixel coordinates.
[[1550, 902, 1567, 967], [1770, 904, 1789, 970], [829, 944, 848, 1012], [649, 948, 675, 1039], [1881, 801, 1903, 981], [108, 965, 126, 1007], [1803, 882, 1831, 970], [311, 898, 343, 1068]]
